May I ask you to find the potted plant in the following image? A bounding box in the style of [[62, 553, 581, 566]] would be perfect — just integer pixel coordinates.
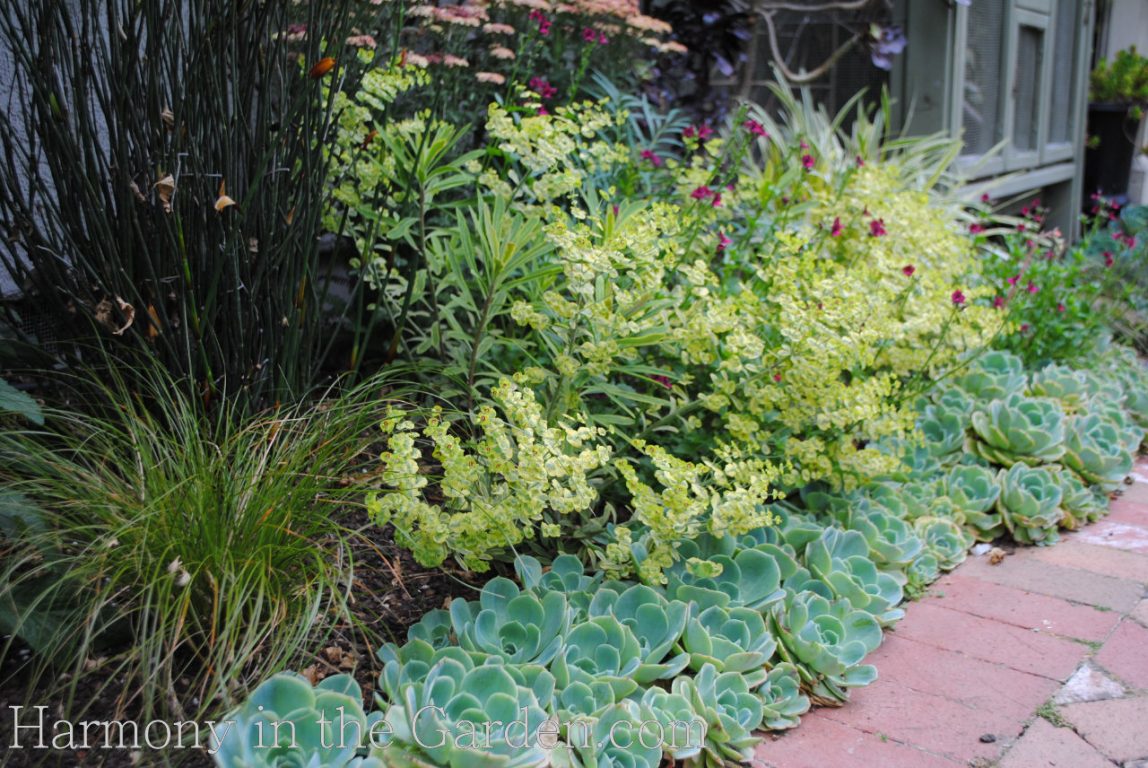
[[1085, 46, 1148, 200]]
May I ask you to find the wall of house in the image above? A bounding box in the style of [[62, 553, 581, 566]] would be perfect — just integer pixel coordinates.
[[1102, 0, 1148, 57]]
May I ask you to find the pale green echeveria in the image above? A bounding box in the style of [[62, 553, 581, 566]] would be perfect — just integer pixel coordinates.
[[377, 658, 553, 768], [1081, 369, 1127, 403], [1116, 368, 1148, 430], [996, 464, 1064, 546], [854, 482, 913, 520], [674, 663, 764, 764], [917, 404, 967, 458], [1056, 468, 1110, 530], [804, 528, 904, 626], [935, 385, 976, 415], [551, 615, 648, 698], [945, 463, 1004, 540], [1082, 399, 1146, 454], [664, 547, 785, 612], [757, 663, 811, 731], [554, 677, 617, 722], [449, 577, 568, 665], [967, 393, 1066, 467], [377, 640, 480, 704], [212, 673, 370, 768], [1063, 413, 1134, 492], [550, 702, 668, 768], [587, 584, 690, 682], [771, 590, 882, 705], [1029, 364, 1089, 412], [515, 554, 602, 622], [839, 503, 924, 570], [407, 608, 454, 650], [913, 516, 969, 571], [681, 603, 776, 674], [953, 350, 1027, 401], [637, 687, 707, 761], [904, 551, 941, 597]]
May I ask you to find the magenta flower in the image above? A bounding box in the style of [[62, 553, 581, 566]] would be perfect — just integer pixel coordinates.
[[831, 217, 843, 237], [855, 155, 865, 167], [711, 193, 722, 208], [718, 232, 732, 251], [683, 124, 713, 141], [652, 374, 672, 390], [1007, 274, 1021, 286], [1020, 323, 1030, 332], [539, 19, 551, 35], [800, 140, 809, 150], [870, 218, 887, 237], [981, 193, 991, 204], [969, 223, 985, 234], [743, 119, 767, 137], [951, 290, 967, 307], [582, 27, 597, 42], [691, 186, 714, 200], [1105, 251, 1115, 268], [902, 265, 915, 277], [1056, 303, 1066, 313], [640, 149, 663, 167], [993, 296, 1005, 309], [598, 31, 608, 45], [802, 154, 815, 170], [1026, 281, 1038, 294], [773, 373, 783, 383], [529, 76, 558, 99]]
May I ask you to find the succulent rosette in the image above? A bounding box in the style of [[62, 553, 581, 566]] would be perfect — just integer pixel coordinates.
[[967, 393, 1066, 467], [996, 464, 1064, 546], [1062, 413, 1135, 492]]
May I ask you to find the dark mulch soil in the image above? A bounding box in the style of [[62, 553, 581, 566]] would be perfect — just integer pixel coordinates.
[[0, 509, 483, 768]]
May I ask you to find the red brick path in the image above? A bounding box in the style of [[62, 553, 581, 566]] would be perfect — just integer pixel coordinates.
[[756, 457, 1148, 768]]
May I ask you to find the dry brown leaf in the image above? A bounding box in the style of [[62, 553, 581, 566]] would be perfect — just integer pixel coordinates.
[[214, 179, 236, 212], [111, 296, 135, 335], [154, 174, 175, 213], [988, 547, 1007, 565], [146, 304, 161, 340]]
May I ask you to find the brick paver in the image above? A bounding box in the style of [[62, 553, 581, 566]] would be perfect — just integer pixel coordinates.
[[758, 464, 1148, 768], [926, 572, 1120, 641], [997, 718, 1112, 768], [1095, 620, 1148, 690], [1060, 696, 1148, 763]]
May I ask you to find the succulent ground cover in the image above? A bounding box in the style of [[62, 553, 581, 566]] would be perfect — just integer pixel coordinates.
[[1, 2, 1146, 766]]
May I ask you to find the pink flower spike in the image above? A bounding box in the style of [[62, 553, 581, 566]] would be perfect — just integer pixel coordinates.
[[1007, 274, 1021, 286], [869, 218, 887, 237], [640, 149, 663, 167], [697, 125, 714, 141], [902, 265, 915, 277], [682, 126, 696, 139], [598, 31, 608, 45], [951, 290, 967, 307], [711, 193, 722, 208], [539, 19, 551, 35], [582, 27, 597, 42], [717, 232, 732, 251], [742, 119, 767, 137], [802, 154, 815, 170], [1026, 281, 1038, 294], [691, 186, 713, 200], [1056, 303, 1066, 313], [993, 296, 1005, 309], [831, 217, 843, 237]]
